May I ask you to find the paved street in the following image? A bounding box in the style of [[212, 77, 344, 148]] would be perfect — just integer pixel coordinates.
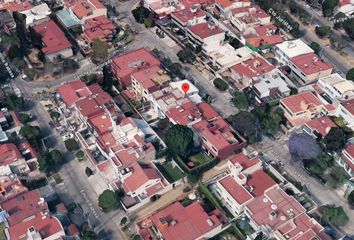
[[256, 136, 354, 235]]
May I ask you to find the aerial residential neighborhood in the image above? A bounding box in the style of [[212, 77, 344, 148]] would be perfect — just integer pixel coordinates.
[[0, 0, 354, 239]]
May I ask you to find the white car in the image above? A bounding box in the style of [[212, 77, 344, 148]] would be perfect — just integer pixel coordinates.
[[62, 133, 74, 141]]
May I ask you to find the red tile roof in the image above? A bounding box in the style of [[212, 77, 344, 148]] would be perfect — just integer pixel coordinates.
[[69, 0, 105, 19], [33, 20, 71, 55], [166, 100, 202, 125], [231, 56, 275, 79], [172, 8, 206, 24], [215, 0, 232, 8], [8, 213, 64, 240], [1, 0, 32, 12], [229, 153, 261, 170], [132, 66, 163, 90], [219, 175, 253, 204], [246, 35, 283, 47], [88, 112, 112, 135], [0, 143, 23, 167], [254, 24, 277, 36], [76, 97, 104, 118], [246, 169, 276, 197], [83, 16, 115, 43], [111, 48, 160, 83], [341, 98, 354, 116], [58, 80, 88, 106], [291, 53, 332, 75], [149, 201, 222, 240], [197, 102, 219, 121], [280, 91, 323, 114], [305, 117, 336, 138], [0, 177, 27, 202], [1, 190, 48, 226], [188, 22, 223, 39]]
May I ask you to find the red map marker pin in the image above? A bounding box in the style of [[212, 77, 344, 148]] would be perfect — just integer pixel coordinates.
[[182, 83, 190, 94]]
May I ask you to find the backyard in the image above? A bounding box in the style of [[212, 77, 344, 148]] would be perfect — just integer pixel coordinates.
[[0, 222, 6, 240], [158, 162, 184, 183]]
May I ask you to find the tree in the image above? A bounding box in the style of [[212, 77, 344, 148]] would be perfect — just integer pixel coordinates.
[[290, 87, 298, 95], [177, 47, 195, 63], [346, 68, 354, 81], [343, 18, 354, 39], [98, 189, 120, 212], [91, 38, 109, 63], [13, 12, 29, 56], [229, 37, 241, 49], [102, 65, 114, 93], [165, 125, 194, 157], [81, 231, 97, 240], [63, 59, 79, 72], [5, 94, 24, 111], [232, 91, 249, 110], [304, 152, 332, 176], [288, 133, 321, 160], [310, 42, 321, 54], [37, 150, 63, 173], [143, 18, 155, 28], [19, 125, 43, 152], [334, 12, 348, 28], [348, 191, 354, 207], [322, 0, 339, 17], [64, 138, 79, 152], [50, 111, 60, 122], [18, 113, 30, 124], [320, 205, 349, 227], [231, 111, 261, 144], [326, 166, 347, 188], [28, 26, 43, 48], [213, 78, 228, 91], [323, 127, 346, 151], [329, 35, 346, 51], [131, 6, 150, 23], [315, 26, 331, 38], [261, 114, 281, 135], [7, 44, 22, 60]]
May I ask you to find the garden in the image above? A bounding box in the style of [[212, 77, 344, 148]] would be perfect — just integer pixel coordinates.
[[157, 162, 184, 183]]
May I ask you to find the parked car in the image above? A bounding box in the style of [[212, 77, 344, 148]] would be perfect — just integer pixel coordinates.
[[62, 133, 74, 141]]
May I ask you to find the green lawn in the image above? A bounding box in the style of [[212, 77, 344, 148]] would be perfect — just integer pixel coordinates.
[[161, 162, 183, 182], [190, 153, 212, 166], [0, 222, 6, 240]]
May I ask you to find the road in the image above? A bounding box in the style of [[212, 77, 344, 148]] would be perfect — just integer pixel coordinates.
[[16, 86, 126, 239], [256, 135, 354, 235]]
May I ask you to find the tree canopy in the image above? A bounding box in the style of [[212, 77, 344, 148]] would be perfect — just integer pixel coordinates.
[[231, 111, 261, 144], [91, 38, 109, 63], [346, 68, 354, 81], [232, 91, 249, 110], [213, 78, 228, 91], [98, 189, 120, 212], [165, 125, 194, 157], [322, 0, 339, 17], [288, 133, 321, 160], [5, 94, 24, 111], [38, 150, 64, 173], [132, 6, 151, 24], [320, 205, 349, 227], [323, 127, 346, 152], [310, 42, 321, 54], [19, 125, 43, 151], [102, 65, 114, 94], [315, 26, 331, 38], [304, 152, 332, 176], [177, 47, 195, 63], [343, 18, 354, 39]]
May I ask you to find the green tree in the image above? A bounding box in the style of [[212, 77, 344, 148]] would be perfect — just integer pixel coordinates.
[[310, 42, 321, 54], [13, 12, 29, 56], [231, 111, 261, 144], [37, 150, 64, 173], [329, 35, 346, 51], [305, 152, 332, 176], [343, 18, 354, 39], [315, 26, 331, 38], [131, 6, 150, 23], [143, 18, 155, 28], [348, 191, 354, 207], [5, 94, 24, 111], [18, 113, 30, 124], [326, 166, 347, 188], [322, 0, 339, 17], [334, 12, 348, 28], [262, 114, 281, 135], [81, 231, 97, 240], [213, 78, 228, 91], [320, 205, 349, 227], [50, 111, 60, 122], [323, 127, 346, 151], [165, 125, 194, 157], [102, 65, 114, 93], [91, 38, 109, 63], [177, 47, 195, 63], [346, 68, 354, 81], [98, 190, 120, 212], [64, 138, 79, 152], [28, 26, 43, 48], [232, 91, 249, 110], [63, 59, 80, 72], [7, 44, 22, 60]]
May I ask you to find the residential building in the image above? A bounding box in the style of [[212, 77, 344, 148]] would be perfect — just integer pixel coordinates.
[[230, 5, 270, 34], [63, 0, 107, 23], [214, 0, 251, 18], [143, 0, 183, 19], [317, 73, 354, 103], [83, 16, 115, 43], [0, 9, 15, 30], [0, 143, 30, 175], [280, 91, 333, 126], [57, 80, 89, 108], [336, 98, 354, 130], [131, 66, 171, 101], [337, 0, 354, 17], [0, 176, 27, 202], [243, 24, 283, 51], [20, 3, 51, 27], [171, 7, 206, 31], [289, 52, 333, 85], [275, 40, 314, 66], [33, 20, 73, 61], [335, 144, 354, 176], [139, 201, 223, 240], [111, 48, 160, 88], [0, 0, 32, 12], [187, 21, 225, 48], [303, 116, 336, 139]]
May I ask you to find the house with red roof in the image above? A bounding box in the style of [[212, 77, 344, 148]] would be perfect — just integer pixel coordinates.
[[0, 0, 32, 12], [214, 0, 251, 17], [131, 66, 171, 101], [111, 48, 161, 88], [63, 0, 107, 22], [211, 153, 276, 216], [171, 7, 206, 31], [280, 91, 333, 127], [290, 52, 333, 85], [33, 20, 73, 62], [139, 201, 223, 240], [303, 116, 336, 140], [335, 98, 354, 130], [186, 21, 224, 48], [230, 5, 270, 33], [0, 176, 28, 202], [83, 16, 115, 44], [244, 185, 330, 240], [0, 143, 30, 175], [335, 144, 354, 177]]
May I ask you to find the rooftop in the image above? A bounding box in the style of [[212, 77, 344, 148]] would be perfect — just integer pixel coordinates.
[[291, 52, 332, 75], [0, 0, 32, 12], [132, 66, 170, 90], [0, 143, 23, 167], [20, 3, 50, 25], [83, 16, 115, 43], [319, 73, 354, 97], [231, 55, 275, 79], [172, 7, 206, 24], [148, 201, 222, 240], [229, 153, 261, 170], [276, 39, 314, 59], [33, 20, 72, 55], [280, 91, 323, 114], [305, 117, 336, 138], [341, 98, 354, 116], [188, 22, 224, 39], [219, 175, 253, 204]]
